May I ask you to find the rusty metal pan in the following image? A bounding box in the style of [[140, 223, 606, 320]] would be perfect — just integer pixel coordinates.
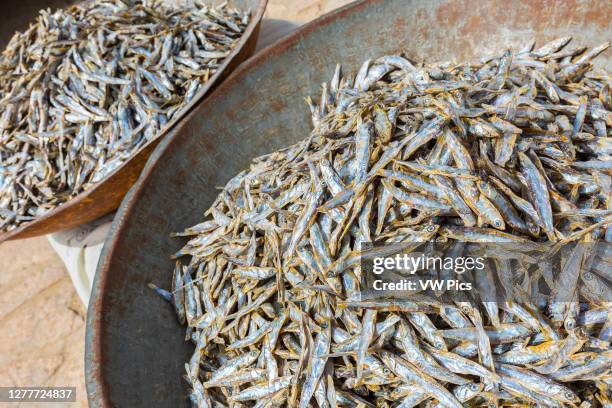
[[86, 0, 611, 406], [0, 0, 267, 243]]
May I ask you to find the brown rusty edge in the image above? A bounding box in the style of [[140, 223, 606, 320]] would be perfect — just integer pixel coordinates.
[[0, 0, 268, 244], [85, 1, 381, 405]]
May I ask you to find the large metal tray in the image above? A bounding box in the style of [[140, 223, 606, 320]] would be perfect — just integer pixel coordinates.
[[86, 0, 611, 406]]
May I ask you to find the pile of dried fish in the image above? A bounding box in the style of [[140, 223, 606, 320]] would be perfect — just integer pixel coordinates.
[[157, 37, 612, 407], [0, 0, 249, 232]]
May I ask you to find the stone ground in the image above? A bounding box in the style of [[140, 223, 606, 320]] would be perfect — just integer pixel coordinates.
[[0, 1, 353, 407], [267, 0, 353, 22]]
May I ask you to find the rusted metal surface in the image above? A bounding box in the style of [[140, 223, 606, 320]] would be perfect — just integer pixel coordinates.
[[0, 0, 267, 243], [86, 0, 611, 406]]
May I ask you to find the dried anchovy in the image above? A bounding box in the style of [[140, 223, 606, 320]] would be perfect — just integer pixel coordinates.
[[0, 0, 249, 232], [159, 38, 611, 407]]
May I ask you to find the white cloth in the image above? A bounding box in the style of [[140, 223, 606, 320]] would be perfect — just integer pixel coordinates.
[[47, 19, 299, 307], [47, 214, 114, 305]]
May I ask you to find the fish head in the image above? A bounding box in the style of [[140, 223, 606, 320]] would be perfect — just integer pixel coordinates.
[[454, 382, 484, 401]]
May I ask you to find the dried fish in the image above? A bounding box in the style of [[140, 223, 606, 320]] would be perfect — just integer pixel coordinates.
[[0, 0, 249, 232], [155, 38, 611, 406]]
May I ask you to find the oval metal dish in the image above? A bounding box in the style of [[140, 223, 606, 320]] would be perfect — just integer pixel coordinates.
[[86, 0, 610, 406], [0, 0, 267, 242]]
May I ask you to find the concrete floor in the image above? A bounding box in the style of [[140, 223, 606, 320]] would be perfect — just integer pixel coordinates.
[[0, 237, 87, 408], [0, 1, 353, 407]]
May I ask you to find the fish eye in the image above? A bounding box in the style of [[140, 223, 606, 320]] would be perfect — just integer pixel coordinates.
[[470, 384, 479, 391], [565, 391, 574, 399], [493, 220, 502, 227]]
